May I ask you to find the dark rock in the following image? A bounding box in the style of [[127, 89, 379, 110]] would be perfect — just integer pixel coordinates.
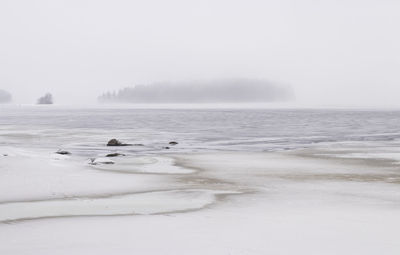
[[107, 139, 131, 146], [2, 154, 8, 156], [163, 146, 170, 149], [106, 153, 126, 157], [107, 139, 121, 146], [169, 141, 178, 145], [56, 150, 71, 155]]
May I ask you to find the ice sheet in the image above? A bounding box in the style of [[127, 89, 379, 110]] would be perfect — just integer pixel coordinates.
[[0, 189, 236, 222]]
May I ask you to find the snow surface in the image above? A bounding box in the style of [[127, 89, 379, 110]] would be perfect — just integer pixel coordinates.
[[1, 147, 400, 254]]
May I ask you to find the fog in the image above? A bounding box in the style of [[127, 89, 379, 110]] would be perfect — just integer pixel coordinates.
[[0, 0, 399, 107]]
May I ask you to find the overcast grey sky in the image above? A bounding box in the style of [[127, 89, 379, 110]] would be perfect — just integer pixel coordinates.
[[0, 0, 399, 107]]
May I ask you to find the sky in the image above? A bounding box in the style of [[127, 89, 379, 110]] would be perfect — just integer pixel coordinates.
[[0, 0, 399, 107]]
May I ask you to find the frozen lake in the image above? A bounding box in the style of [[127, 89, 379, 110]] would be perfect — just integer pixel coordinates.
[[1, 106, 400, 254]]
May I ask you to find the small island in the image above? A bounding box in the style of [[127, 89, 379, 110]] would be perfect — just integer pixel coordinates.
[[37, 93, 54, 105], [0, 89, 12, 104]]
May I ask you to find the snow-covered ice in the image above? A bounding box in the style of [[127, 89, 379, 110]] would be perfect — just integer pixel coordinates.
[[1, 108, 400, 254], [1, 147, 400, 254]]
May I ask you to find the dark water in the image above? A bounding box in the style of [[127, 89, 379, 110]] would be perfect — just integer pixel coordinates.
[[1, 106, 400, 154]]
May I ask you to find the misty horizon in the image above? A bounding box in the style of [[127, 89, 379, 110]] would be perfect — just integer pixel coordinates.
[[0, 0, 399, 107]]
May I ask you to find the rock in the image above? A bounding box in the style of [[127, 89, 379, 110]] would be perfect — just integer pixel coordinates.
[[106, 153, 126, 157], [88, 158, 115, 165], [56, 150, 71, 155], [2, 154, 7, 157], [169, 141, 178, 145], [107, 139, 131, 146], [163, 146, 170, 149], [107, 139, 121, 146]]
